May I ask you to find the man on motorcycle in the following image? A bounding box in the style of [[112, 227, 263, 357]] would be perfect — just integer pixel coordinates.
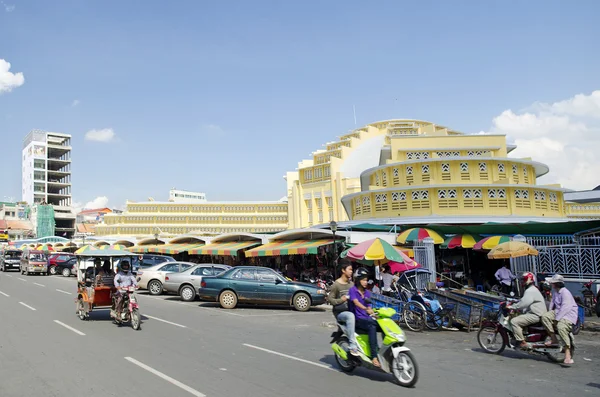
[[113, 261, 137, 318], [541, 274, 577, 365], [328, 261, 358, 356], [507, 272, 547, 349]]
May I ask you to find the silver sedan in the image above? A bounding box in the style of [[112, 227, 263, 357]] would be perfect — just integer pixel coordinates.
[[163, 264, 231, 301]]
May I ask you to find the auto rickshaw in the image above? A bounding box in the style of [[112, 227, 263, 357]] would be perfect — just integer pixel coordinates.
[[75, 248, 141, 329]]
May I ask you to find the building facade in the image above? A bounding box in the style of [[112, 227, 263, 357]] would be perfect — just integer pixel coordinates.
[[95, 199, 289, 237], [168, 189, 207, 203], [286, 119, 600, 227], [22, 130, 75, 237]]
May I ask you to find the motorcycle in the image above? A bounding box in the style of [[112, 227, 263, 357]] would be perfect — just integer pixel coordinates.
[[110, 286, 141, 330], [477, 300, 575, 363], [330, 307, 419, 387], [581, 280, 599, 317]]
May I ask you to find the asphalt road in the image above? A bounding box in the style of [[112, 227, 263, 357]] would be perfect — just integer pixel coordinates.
[[0, 272, 598, 397]]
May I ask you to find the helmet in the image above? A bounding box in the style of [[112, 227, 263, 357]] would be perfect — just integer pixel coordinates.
[[120, 260, 131, 272], [521, 272, 535, 286], [354, 267, 369, 281]]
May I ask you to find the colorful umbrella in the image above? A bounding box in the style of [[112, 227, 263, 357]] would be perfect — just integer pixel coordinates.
[[397, 228, 444, 244], [473, 236, 512, 251], [389, 259, 422, 274], [441, 234, 481, 249], [35, 244, 54, 252], [99, 244, 127, 251], [340, 238, 408, 264], [487, 241, 539, 259], [75, 245, 97, 254]]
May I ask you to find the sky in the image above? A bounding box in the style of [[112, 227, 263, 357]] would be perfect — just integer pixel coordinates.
[[1, 0, 599, 212]]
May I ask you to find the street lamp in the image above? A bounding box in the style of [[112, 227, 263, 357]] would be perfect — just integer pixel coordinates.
[[330, 220, 338, 276]]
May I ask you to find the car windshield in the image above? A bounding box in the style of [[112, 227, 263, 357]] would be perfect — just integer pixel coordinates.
[[30, 254, 46, 261], [5, 252, 21, 259]]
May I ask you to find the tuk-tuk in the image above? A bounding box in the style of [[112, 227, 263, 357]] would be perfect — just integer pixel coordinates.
[[20, 249, 48, 276], [75, 248, 140, 329]]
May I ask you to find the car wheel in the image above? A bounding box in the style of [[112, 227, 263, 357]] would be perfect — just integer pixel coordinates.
[[49, 266, 57, 275], [148, 280, 163, 296], [219, 290, 238, 309], [179, 285, 196, 302], [62, 268, 71, 277], [293, 292, 311, 312]]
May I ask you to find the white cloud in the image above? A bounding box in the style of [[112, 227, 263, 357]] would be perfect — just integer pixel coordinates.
[[85, 128, 116, 143], [489, 90, 600, 191], [71, 99, 80, 107], [0, 59, 24, 93], [1, 1, 15, 12], [201, 124, 224, 134], [72, 196, 110, 215]]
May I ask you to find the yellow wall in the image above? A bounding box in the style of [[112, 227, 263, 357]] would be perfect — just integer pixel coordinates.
[[95, 201, 288, 236]]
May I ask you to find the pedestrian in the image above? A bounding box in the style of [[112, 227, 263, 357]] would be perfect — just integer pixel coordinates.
[[541, 274, 577, 366], [494, 262, 516, 295]]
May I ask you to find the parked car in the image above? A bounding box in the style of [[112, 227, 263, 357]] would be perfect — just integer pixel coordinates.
[[48, 253, 75, 275], [198, 266, 328, 311], [163, 264, 231, 301], [131, 254, 176, 272], [20, 250, 48, 276], [55, 257, 77, 277], [137, 261, 195, 295], [0, 249, 22, 271]]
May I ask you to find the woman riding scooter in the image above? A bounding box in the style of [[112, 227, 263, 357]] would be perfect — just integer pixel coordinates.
[[349, 268, 380, 368]]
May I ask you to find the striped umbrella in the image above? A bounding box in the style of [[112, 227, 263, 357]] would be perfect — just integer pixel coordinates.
[[75, 245, 97, 254], [99, 244, 127, 251], [473, 236, 512, 251], [441, 234, 482, 249], [35, 244, 54, 252], [397, 228, 444, 244], [340, 238, 409, 265]]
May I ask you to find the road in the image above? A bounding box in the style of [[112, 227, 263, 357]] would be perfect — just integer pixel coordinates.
[[0, 272, 598, 397]]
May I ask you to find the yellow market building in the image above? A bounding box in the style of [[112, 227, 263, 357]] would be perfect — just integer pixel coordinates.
[[94, 199, 289, 237], [286, 119, 600, 227]]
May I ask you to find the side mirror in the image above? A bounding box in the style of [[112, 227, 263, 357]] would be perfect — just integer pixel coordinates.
[[275, 279, 282, 284]]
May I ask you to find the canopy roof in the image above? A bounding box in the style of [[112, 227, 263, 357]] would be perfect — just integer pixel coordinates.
[[245, 239, 339, 257], [424, 220, 600, 236], [190, 241, 260, 256], [76, 248, 133, 257]]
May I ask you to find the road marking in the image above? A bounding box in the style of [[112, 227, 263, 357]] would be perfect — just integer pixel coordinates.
[[5, 274, 13, 278], [18, 277, 27, 282], [199, 306, 245, 317], [54, 320, 86, 336], [33, 282, 45, 287], [144, 315, 187, 328], [0, 291, 9, 297], [56, 289, 72, 295], [124, 357, 206, 397], [19, 302, 36, 311], [243, 343, 335, 371]]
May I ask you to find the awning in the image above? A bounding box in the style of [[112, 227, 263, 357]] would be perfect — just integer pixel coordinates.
[[152, 244, 204, 255], [245, 239, 338, 257], [426, 220, 600, 236], [189, 241, 260, 256], [128, 245, 160, 254]]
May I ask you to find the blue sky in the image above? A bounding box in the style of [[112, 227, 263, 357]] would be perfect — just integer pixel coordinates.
[[1, 0, 599, 209]]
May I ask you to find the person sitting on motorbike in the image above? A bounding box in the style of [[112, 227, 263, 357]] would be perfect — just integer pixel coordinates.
[[328, 261, 358, 356], [349, 267, 381, 368], [541, 274, 577, 365], [113, 260, 137, 317], [507, 272, 547, 349]]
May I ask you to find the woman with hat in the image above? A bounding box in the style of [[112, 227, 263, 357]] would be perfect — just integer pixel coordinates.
[[541, 274, 577, 366]]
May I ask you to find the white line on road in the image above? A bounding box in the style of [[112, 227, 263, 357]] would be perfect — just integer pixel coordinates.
[[0, 291, 9, 297], [124, 357, 206, 397], [54, 320, 86, 336], [33, 282, 45, 287], [144, 315, 187, 328], [17, 277, 27, 282], [5, 274, 13, 278], [19, 302, 36, 311], [56, 289, 72, 295], [243, 343, 335, 371]]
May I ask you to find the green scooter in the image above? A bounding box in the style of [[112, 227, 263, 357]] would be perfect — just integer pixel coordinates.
[[330, 307, 419, 387]]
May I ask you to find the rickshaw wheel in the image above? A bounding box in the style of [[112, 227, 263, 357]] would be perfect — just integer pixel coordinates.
[[77, 299, 87, 321]]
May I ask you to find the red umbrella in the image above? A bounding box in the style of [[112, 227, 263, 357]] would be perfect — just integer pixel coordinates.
[[388, 250, 421, 274]]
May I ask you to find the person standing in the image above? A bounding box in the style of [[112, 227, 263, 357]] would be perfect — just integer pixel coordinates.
[[328, 261, 358, 356], [541, 274, 577, 366], [381, 265, 399, 297], [495, 262, 516, 294]]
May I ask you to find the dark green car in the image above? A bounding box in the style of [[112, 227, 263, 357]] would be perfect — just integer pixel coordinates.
[[198, 266, 327, 312]]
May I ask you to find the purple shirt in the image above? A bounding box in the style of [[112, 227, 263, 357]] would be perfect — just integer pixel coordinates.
[[349, 286, 372, 320], [550, 287, 578, 324], [494, 267, 515, 286]]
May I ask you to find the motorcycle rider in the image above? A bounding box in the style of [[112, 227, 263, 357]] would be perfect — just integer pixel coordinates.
[[507, 272, 547, 349], [113, 260, 137, 318], [349, 267, 381, 367], [328, 261, 358, 356], [541, 274, 577, 365]]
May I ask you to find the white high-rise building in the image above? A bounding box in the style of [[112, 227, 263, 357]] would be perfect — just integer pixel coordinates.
[[22, 130, 75, 238]]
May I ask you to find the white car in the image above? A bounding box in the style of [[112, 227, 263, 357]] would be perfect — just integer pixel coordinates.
[[136, 261, 195, 295]]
